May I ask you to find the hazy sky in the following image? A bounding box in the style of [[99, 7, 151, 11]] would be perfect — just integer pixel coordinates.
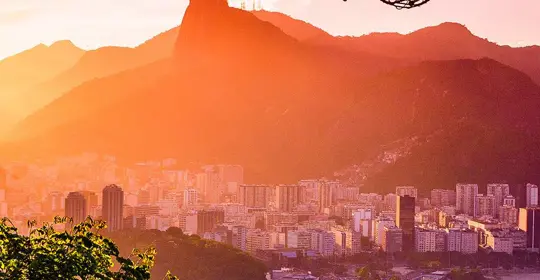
[[0, 0, 539, 59]]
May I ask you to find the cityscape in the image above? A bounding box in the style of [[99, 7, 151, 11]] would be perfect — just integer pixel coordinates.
[[1, 0, 540, 279], [0, 154, 539, 279]]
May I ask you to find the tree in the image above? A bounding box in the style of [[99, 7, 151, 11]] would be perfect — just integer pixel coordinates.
[[0, 216, 174, 280], [356, 264, 381, 280]]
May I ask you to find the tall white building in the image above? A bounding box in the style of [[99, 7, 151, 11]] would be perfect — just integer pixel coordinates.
[[396, 186, 418, 198], [352, 208, 373, 238], [415, 228, 447, 252], [373, 217, 395, 246], [487, 184, 510, 214], [526, 184, 539, 207], [310, 230, 335, 256], [446, 229, 478, 254], [332, 226, 362, 256], [456, 184, 478, 216]]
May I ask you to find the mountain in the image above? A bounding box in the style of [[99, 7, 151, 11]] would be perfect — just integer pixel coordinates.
[[348, 58, 540, 192], [9, 27, 179, 125], [4, 1, 540, 189], [0, 41, 84, 132], [330, 23, 540, 85], [255, 16, 540, 85], [3, 0, 401, 182], [252, 10, 332, 42]]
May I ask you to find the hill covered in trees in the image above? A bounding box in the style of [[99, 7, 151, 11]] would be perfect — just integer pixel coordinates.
[[107, 228, 267, 280]]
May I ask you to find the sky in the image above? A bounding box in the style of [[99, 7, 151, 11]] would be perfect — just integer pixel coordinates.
[[0, 0, 539, 59]]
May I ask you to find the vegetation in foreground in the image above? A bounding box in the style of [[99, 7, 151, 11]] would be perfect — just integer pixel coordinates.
[[0, 217, 176, 280], [107, 227, 268, 280]]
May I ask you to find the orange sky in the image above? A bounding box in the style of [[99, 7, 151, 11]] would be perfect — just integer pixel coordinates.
[[0, 0, 539, 59]]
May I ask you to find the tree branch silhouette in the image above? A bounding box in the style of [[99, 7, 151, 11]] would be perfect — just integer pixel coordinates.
[[342, 0, 432, 9]]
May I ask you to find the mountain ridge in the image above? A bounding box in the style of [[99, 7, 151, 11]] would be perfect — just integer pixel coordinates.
[[2, 3, 540, 190]]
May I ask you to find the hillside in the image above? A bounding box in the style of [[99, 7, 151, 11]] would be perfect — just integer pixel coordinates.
[[3, 0, 401, 182], [327, 23, 540, 85], [0, 41, 84, 133], [9, 27, 179, 125], [252, 10, 332, 42], [108, 228, 267, 280], [335, 58, 540, 192], [3, 1, 540, 190], [254, 15, 540, 85]]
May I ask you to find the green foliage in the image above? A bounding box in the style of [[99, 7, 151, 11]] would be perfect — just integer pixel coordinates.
[[109, 228, 268, 280], [0, 217, 161, 280], [355, 264, 381, 280]]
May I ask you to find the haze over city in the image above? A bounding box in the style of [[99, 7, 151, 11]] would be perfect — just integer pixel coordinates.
[[0, 0, 539, 279]]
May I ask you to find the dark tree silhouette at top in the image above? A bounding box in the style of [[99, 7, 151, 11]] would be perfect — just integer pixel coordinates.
[[342, 0, 432, 9]]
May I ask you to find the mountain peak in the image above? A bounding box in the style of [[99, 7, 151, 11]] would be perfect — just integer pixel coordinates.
[[419, 22, 473, 37], [437, 22, 471, 32], [189, 0, 228, 8], [174, 0, 297, 61], [49, 40, 78, 49]]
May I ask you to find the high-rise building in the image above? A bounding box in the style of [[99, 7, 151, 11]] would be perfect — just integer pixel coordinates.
[[396, 186, 418, 198], [276, 185, 304, 212], [332, 226, 362, 256], [446, 229, 478, 254], [487, 184, 510, 210], [43, 191, 65, 215], [183, 188, 198, 209], [381, 226, 403, 253], [456, 184, 478, 216], [430, 189, 456, 207], [373, 217, 395, 246], [475, 194, 496, 217], [415, 228, 447, 252], [79, 191, 98, 216], [239, 185, 270, 208], [511, 184, 528, 208], [217, 164, 244, 187], [503, 195, 516, 207], [195, 169, 221, 203], [526, 184, 539, 207], [499, 206, 518, 225], [246, 229, 271, 253], [65, 192, 87, 226], [178, 213, 198, 234], [232, 225, 248, 251], [384, 193, 397, 211], [319, 181, 333, 213], [102, 184, 124, 232], [196, 210, 224, 234], [287, 230, 312, 249], [310, 229, 335, 256], [396, 195, 415, 252], [518, 208, 540, 251], [352, 209, 373, 238]]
